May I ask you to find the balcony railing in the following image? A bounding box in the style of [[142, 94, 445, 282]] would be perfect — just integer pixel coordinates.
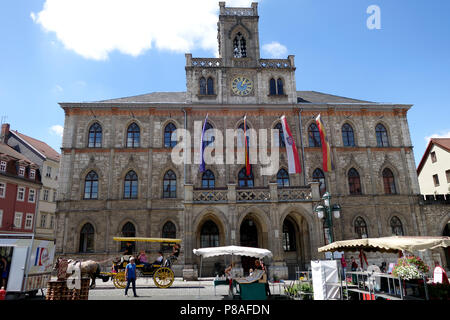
[[193, 189, 228, 203], [237, 188, 271, 203], [278, 187, 312, 202]]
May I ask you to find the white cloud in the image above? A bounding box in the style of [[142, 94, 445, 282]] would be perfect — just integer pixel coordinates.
[[52, 84, 63, 93], [425, 130, 450, 143], [30, 12, 36, 22], [49, 125, 64, 138], [262, 42, 288, 58], [31, 0, 258, 60]]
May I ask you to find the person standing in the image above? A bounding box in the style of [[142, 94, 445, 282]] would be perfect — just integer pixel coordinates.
[[340, 254, 347, 281], [125, 257, 138, 297], [350, 256, 358, 284]]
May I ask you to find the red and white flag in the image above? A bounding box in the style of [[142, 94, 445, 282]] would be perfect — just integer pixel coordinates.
[[280, 115, 302, 174]]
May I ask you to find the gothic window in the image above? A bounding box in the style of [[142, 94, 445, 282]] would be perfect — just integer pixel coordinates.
[[342, 123, 355, 147], [207, 77, 214, 95], [88, 123, 102, 148], [162, 221, 177, 252], [79, 223, 94, 253], [376, 124, 389, 147], [163, 170, 177, 199], [164, 123, 178, 148], [277, 78, 284, 95], [277, 169, 290, 187], [354, 217, 368, 239], [84, 171, 99, 200], [126, 123, 140, 148], [233, 32, 247, 58], [202, 170, 215, 189], [308, 123, 322, 147], [382, 168, 397, 194], [269, 78, 277, 96], [348, 168, 362, 195], [199, 77, 207, 95], [124, 171, 138, 199], [282, 219, 297, 252], [390, 216, 404, 236], [313, 168, 326, 197], [120, 222, 136, 252], [200, 220, 219, 248], [238, 167, 254, 188], [274, 123, 286, 147]]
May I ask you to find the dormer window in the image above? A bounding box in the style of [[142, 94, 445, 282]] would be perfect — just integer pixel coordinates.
[[18, 166, 25, 177], [0, 161, 6, 172], [30, 169, 36, 179], [233, 32, 247, 58]]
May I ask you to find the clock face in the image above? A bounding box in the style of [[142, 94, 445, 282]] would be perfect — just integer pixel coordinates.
[[231, 76, 253, 96]]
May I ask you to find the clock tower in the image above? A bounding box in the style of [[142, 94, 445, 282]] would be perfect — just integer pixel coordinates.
[[185, 2, 297, 105]]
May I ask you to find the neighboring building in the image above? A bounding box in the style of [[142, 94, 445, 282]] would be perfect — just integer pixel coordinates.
[[417, 138, 450, 195], [1, 123, 61, 240], [55, 2, 442, 278], [0, 142, 42, 233]]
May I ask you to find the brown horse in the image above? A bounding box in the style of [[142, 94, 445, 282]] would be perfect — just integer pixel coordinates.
[[54, 257, 105, 289]]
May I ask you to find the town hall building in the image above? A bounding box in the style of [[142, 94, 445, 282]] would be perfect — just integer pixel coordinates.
[[55, 2, 448, 279]]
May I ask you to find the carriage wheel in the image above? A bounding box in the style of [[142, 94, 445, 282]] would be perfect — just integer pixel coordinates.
[[113, 272, 127, 289], [153, 267, 174, 289]]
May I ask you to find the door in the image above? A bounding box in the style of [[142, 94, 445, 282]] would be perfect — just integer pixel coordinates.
[[7, 247, 28, 292]]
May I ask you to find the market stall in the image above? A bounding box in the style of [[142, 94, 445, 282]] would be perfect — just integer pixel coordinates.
[[193, 246, 273, 300]]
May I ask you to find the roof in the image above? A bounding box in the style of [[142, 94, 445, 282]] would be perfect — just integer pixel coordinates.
[[11, 130, 61, 162], [89, 90, 373, 105], [417, 138, 450, 175], [0, 142, 34, 163]]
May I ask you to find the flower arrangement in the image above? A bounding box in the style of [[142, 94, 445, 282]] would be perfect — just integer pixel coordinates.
[[392, 255, 430, 280]]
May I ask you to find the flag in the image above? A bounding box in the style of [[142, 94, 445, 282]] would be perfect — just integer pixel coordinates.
[[244, 116, 251, 176], [316, 114, 333, 172], [280, 115, 302, 174], [199, 114, 209, 173]]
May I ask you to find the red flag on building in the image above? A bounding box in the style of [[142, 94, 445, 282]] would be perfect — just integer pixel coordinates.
[[316, 114, 333, 172]]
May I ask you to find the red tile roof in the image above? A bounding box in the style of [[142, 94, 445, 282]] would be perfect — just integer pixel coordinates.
[[417, 138, 450, 175], [12, 130, 61, 162], [0, 142, 34, 163]]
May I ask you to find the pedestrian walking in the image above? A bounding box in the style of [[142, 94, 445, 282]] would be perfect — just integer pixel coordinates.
[[125, 257, 138, 297]]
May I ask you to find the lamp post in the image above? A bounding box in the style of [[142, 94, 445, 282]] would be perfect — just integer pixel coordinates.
[[314, 192, 341, 245]]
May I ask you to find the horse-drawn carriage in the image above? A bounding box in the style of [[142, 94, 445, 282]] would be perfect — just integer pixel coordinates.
[[101, 237, 181, 289]]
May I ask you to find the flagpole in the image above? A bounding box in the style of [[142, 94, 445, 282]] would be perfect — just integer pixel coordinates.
[[298, 109, 307, 185]]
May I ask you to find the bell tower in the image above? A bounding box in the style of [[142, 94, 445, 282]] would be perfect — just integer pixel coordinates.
[[218, 2, 261, 68]]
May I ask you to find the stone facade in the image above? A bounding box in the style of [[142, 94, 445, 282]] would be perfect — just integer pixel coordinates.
[[55, 2, 448, 278]]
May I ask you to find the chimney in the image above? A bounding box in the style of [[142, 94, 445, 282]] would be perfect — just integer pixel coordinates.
[[1, 123, 10, 143]]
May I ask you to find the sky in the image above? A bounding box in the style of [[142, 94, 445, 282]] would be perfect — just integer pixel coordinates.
[[0, 0, 449, 166]]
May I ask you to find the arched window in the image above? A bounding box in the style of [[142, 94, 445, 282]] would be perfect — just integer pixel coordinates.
[[390, 216, 404, 236], [162, 221, 177, 252], [233, 32, 247, 58], [200, 220, 219, 248], [313, 169, 326, 196], [308, 123, 322, 147], [277, 78, 284, 95], [382, 168, 397, 194], [354, 217, 368, 239], [84, 171, 99, 200], [124, 171, 138, 199], [203, 122, 215, 147], [79, 223, 94, 253], [348, 168, 362, 195], [274, 123, 286, 147], [277, 169, 290, 187], [238, 167, 254, 188], [199, 77, 207, 95], [207, 77, 214, 95], [238, 122, 251, 148], [269, 78, 277, 96], [202, 170, 215, 189], [376, 124, 389, 147], [164, 123, 178, 148], [342, 123, 355, 147], [120, 222, 136, 252], [163, 170, 177, 199], [88, 123, 102, 148], [126, 123, 140, 148], [282, 219, 296, 252]]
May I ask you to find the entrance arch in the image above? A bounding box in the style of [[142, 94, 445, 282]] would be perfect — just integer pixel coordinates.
[[240, 218, 259, 274]]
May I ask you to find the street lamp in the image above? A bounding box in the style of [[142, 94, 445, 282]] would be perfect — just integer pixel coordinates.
[[314, 192, 341, 245]]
